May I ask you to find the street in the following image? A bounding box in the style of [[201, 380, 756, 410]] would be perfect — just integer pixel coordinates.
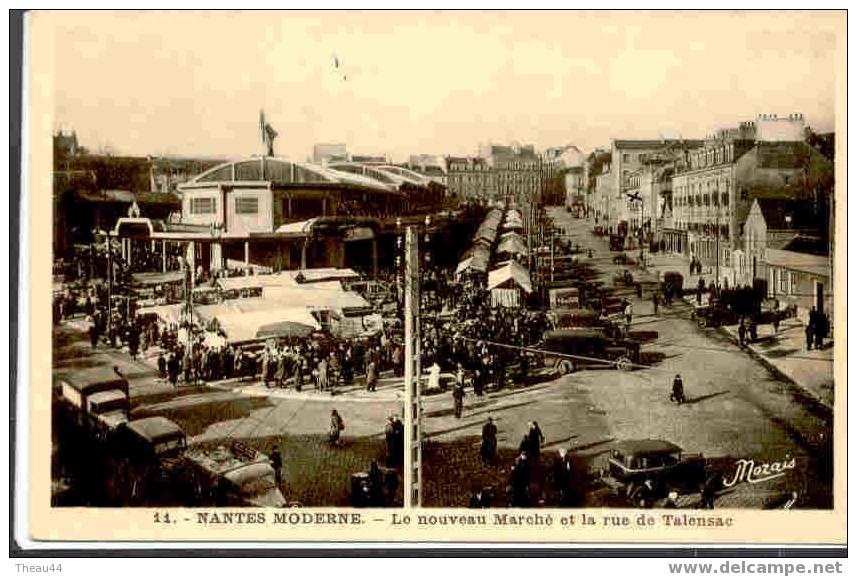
[[422, 207, 832, 508]]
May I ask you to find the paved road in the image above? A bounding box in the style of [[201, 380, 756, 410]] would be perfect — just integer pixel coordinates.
[[422, 207, 832, 508]]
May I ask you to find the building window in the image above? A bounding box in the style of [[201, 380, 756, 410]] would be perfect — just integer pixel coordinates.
[[722, 192, 729, 206], [623, 153, 630, 162], [190, 197, 216, 214], [235, 196, 259, 215], [779, 268, 790, 294]]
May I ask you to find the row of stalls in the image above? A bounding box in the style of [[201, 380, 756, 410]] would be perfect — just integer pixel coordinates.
[[455, 206, 533, 308], [135, 267, 384, 348]]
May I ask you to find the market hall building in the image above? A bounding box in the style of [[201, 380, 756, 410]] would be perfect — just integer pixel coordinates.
[[113, 156, 444, 277]]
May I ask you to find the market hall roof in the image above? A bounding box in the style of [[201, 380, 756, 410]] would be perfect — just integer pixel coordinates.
[[180, 156, 397, 192]]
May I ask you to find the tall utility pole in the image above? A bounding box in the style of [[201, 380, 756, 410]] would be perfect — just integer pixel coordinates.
[[105, 234, 112, 340], [403, 226, 422, 507]]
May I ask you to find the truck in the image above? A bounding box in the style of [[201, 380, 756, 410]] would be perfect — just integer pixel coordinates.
[[121, 416, 286, 508], [54, 366, 131, 440]]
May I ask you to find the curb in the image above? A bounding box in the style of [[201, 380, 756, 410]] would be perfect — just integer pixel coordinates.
[[674, 293, 831, 413], [714, 322, 831, 414]]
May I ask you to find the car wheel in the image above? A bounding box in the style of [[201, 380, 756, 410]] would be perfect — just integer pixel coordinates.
[[557, 360, 575, 375], [616, 356, 632, 371]]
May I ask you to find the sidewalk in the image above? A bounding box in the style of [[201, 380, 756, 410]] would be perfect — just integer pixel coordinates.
[[641, 250, 834, 411]]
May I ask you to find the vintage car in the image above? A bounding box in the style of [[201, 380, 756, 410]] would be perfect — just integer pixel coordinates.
[[691, 301, 740, 328], [539, 328, 640, 375], [661, 271, 684, 299], [612, 269, 635, 287], [55, 367, 130, 432], [601, 439, 706, 506]]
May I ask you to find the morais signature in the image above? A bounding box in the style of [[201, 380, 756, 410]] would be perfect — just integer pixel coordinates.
[[723, 455, 797, 488]]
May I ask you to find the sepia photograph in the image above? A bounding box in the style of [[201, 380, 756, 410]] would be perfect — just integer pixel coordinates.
[[18, 8, 846, 545]]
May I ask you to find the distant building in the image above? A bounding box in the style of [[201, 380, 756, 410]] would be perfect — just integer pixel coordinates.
[[407, 154, 447, 186], [670, 133, 833, 286], [739, 197, 820, 288]]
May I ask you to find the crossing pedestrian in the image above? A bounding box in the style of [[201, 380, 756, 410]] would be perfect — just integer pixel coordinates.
[[670, 374, 685, 405]]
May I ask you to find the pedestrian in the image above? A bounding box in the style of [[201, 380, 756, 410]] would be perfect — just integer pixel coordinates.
[[469, 486, 490, 508], [317, 356, 329, 391], [509, 453, 531, 507], [700, 472, 721, 509], [805, 320, 814, 351], [772, 314, 780, 335], [670, 374, 685, 405], [652, 291, 659, 315], [329, 409, 345, 447], [481, 417, 498, 463], [738, 318, 746, 347], [452, 381, 465, 419], [385, 415, 398, 467], [814, 313, 828, 350], [167, 353, 179, 386], [636, 282, 643, 299], [553, 448, 572, 506], [157, 353, 167, 379], [527, 421, 545, 463], [624, 300, 633, 329], [269, 448, 283, 486], [88, 319, 100, 349], [749, 320, 758, 343]]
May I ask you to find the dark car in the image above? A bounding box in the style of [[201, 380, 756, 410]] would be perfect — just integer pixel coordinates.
[[602, 439, 706, 506], [612, 253, 635, 265], [609, 234, 625, 251], [691, 302, 740, 328], [661, 271, 684, 300], [539, 328, 640, 375]]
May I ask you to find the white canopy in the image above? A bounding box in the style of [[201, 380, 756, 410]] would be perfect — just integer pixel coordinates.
[[487, 261, 532, 293], [211, 308, 321, 343], [216, 268, 359, 292], [497, 234, 528, 256], [274, 218, 319, 235]]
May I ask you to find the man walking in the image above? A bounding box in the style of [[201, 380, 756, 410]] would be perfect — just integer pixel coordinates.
[[329, 409, 345, 447], [452, 381, 465, 419], [652, 291, 659, 315], [738, 318, 747, 348], [670, 374, 685, 405]]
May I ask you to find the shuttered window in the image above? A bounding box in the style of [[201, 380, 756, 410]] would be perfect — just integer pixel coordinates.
[[235, 197, 259, 215]]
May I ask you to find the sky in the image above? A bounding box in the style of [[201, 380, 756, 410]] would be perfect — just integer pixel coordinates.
[[37, 10, 843, 162]]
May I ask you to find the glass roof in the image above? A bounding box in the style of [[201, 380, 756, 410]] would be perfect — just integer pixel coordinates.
[[185, 157, 393, 191]]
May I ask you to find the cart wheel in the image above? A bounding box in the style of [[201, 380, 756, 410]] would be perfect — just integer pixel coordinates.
[[616, 356, 632, 371], [697, 316, 707, 328], [556, 360, 574, 376]]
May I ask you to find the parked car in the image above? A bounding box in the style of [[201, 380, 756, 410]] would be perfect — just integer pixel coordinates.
[[538, 328, 640, 375], [600, 439, 706, 506], [612, 253, 635, 265]]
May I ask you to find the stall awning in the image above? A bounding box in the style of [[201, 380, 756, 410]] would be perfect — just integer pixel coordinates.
[[497, 234, 528, 256], [211, 308, 321, 343], [132, 271, 185, 286], [488, 261, 532, 293], [456, 248, 490, 275]]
